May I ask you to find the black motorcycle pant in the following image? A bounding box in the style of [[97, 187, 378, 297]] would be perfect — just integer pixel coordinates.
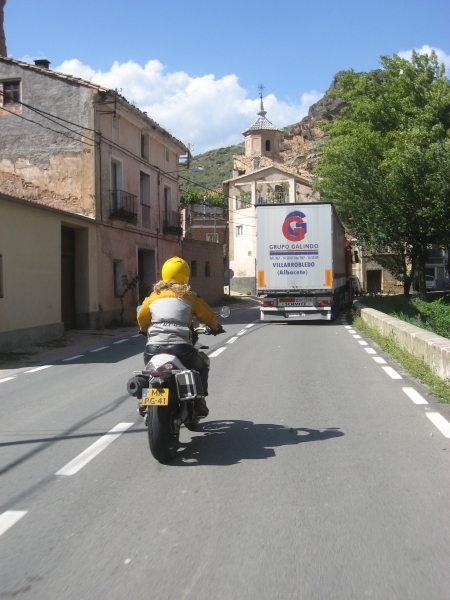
[[144, 343, 210, 396]]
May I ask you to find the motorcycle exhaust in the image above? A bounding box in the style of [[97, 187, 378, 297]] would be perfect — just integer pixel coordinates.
[[127, 376, 148, 398]]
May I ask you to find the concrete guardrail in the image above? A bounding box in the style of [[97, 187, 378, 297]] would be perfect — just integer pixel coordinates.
[[358, 305, 450, 381]]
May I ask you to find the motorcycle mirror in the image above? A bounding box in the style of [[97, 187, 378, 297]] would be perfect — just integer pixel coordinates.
[[219, 306, 230, 318]]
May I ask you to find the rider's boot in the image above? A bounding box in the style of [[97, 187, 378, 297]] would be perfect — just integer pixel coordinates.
[[194, 397, 209, 417]]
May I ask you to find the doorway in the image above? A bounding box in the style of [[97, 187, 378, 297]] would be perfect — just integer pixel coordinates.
[[138, 249, 156, 303], [366, 269, 382, 294], [61, 226, 76, 329]]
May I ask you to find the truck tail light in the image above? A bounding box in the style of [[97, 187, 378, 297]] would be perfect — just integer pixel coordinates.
[[317, 299, 331, 307], [261, 300, 275, 307]]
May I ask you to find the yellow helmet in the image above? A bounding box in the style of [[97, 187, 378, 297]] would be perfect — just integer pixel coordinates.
[[161, 256, 190, 284]]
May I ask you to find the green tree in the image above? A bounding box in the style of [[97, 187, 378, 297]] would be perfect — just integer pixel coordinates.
[[180, 186, 227, 208], [315, 51, 450, 297]]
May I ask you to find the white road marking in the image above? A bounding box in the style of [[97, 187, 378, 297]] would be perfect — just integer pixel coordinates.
[[0, 511, 27, 537], [56, 423, 133, 476], [0, 377, 16, 383], [382, 366, 402, 379], [90, 346, 108, 353], [402, 387, 428, 405], [345, 326, 352, 329], [62, 355, 84, 362], [348, 329, 356, 334], [426, 413, 450, 438], [113, 339, 127, 344], [245, 323, 255, 328], [209, 347, 227, 358], [227, 337, 238, 344], [365, 348, 377, 355], [25, 365, 53, 373], [237, 329, 247, 336], [373, 357, 387, 364], [358, 341, 368, 346], [353, 334, 362, 339], [132, 334, 142, 338]]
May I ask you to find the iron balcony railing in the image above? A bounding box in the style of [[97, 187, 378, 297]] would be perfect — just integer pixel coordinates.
[[257, 191, 290, 204], [109, 190, 138, 223], [163, 210, 183, 235]]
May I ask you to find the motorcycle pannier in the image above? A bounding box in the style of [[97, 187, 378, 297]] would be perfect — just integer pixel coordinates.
[[175, 369, 204, 400]]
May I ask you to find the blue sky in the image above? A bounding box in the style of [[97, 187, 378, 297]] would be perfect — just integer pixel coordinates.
[[4, 0, 449, 153]]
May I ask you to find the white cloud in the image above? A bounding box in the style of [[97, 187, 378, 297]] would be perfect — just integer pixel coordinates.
[[56, 58, 322, 154], [398, 45, 450, 76]]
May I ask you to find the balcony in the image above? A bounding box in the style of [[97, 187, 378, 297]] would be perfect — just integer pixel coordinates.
[[257, 191, 290, 204], [163, 210, 183, 236], [109, 190, 138, 223]]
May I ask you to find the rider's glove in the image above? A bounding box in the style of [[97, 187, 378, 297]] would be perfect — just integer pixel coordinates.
[[211, 324, 225, 336]]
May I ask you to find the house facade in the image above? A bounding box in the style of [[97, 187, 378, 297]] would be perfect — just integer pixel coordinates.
[[0, 57, 188, 351]]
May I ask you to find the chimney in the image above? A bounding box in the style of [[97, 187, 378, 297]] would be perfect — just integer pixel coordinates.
[[34, 59, 50, 69]]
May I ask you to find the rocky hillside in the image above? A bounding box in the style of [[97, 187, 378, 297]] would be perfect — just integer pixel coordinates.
[[186, 74, 345, 190]]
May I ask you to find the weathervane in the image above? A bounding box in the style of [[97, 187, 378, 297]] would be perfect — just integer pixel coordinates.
[[257, 84, 266, 117]]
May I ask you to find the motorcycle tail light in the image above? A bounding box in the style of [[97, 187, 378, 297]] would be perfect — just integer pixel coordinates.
[[149, 370, 163, 377]]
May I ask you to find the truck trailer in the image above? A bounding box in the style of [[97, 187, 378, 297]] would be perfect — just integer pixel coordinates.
[[256, 202, 353, 322]]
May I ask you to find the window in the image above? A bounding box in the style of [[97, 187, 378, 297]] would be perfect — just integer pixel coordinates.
[[0, 255, 3, 297], [166, 149, 170, 162], [141, 133, 149, 159], [206, 233, 219, 243], [205, 261, 210, 277], [110, 160, 122, 211], [236, 191, 251, 209], [191, 260, 197, 277], [140, 172, 150, 228], [236, 225, 243, 237], [164, 186, 172, 216], [2, 81, 21, 105], [265, 140, 271, 152], [113, 260, 124, 297]]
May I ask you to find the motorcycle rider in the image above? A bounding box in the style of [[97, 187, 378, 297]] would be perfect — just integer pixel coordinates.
[[137, 256, 224, 417]]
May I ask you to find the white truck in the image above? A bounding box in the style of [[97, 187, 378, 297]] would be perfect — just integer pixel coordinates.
[[256, 202, 353, 322]]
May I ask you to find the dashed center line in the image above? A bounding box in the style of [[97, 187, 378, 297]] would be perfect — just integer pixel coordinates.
[[0, 511, 27, 537], [62, 355, 84, 362], [209, 347, 227, 358], [227, 337, 238, 344], [90, 346, 108, 353], [113, 339, 127, 344], [0, 377, 16, 383], [237, 329, 247, 336], [56, 423, 133, 476]]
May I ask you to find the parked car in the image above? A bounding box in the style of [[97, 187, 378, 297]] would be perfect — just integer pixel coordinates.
[[425, 275, 436, 291], [349, 275, 363, 296]]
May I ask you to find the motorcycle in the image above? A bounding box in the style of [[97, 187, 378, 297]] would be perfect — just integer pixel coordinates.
[[127, 306, 230, 462]]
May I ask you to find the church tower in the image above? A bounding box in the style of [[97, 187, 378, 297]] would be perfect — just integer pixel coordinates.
[[243, 85, 281, 160]]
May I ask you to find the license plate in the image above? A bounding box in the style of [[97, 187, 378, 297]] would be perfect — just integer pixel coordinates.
[[141, 388, 169, 406]]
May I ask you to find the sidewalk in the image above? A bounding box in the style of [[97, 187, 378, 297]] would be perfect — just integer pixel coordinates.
[[0, 325, 138, 377]]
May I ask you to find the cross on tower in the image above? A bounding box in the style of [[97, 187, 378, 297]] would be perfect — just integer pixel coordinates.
[[258, 84, 265, 100]]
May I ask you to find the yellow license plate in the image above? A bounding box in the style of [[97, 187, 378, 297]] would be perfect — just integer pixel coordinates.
[[141, 388, 169, 406]]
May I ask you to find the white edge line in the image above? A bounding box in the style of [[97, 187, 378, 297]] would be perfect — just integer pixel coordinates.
[[382, 366, 402, 379], [209, 347, 227, 358], [426, 413, 450, 438], [353, 334, 362, 339], [245, 323, 255, 328], [348, 330, 356, 333], [113, 339, 127, 344], [373, 356, 387, 364], [344, 326, 351, 329], [237, 329, 246, 336], [358, 340, 368, 346], [56, 423, 133, 476], [227, 337, 238, 344], [62, 355, 84, 362], [90, 346, 108, 353], [364, 348, 377, 354], [0, 377, 16, 383], [402, 387, 428, 405], [0, 511, 27, 537], [25, 365, 53, 373]]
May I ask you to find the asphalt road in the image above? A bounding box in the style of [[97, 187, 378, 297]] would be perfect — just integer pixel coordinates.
[[1, 302, 449, 599]]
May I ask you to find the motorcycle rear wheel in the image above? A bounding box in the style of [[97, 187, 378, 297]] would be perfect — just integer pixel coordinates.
[[147, 392, 180, 462]]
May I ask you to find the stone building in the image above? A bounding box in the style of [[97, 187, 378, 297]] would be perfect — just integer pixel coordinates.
[[0, 57, 189, 350]]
